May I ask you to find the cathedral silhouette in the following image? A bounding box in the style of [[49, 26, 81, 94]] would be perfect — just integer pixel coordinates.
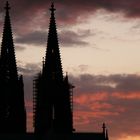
[[0, 1, 109, 140], [33, 2, 73, 134], [0, 1, 26, 133]]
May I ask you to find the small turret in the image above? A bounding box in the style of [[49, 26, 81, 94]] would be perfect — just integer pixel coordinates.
[[102, 123, 106, 134]]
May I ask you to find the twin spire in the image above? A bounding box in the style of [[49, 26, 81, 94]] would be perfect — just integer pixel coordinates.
[[0, 1, 109, 136]]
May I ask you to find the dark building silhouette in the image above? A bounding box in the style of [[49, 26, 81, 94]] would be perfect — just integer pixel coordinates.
[[33, 3, 73, 134], [0, 1, 26, 133], [0, 1, 110, 140], [33, 2, 109, 140]]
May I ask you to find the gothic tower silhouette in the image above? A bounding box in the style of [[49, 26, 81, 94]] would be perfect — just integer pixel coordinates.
[[33, 3, 73, 134], [0, 1, 26, 133], [0, 2, 110, 140]]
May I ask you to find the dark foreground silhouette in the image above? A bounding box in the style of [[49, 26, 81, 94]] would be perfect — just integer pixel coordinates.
[[0, 132, 108, 140], [0, 1, 109, 140]]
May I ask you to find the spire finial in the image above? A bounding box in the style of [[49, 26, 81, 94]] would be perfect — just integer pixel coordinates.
[[4, 1, 10, 11], [50, 2, 56, 13]]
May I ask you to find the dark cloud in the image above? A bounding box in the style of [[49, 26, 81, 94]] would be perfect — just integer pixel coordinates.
[[15, 29, 91, 47], [1, 0, 140, 49], [0, 0, 140, 34], [70, 74, 140, 94], [1, 0, 140, 20], [59, 30, 91, 47], [15, 31, 47, 45], [70, 74, 140, 139]]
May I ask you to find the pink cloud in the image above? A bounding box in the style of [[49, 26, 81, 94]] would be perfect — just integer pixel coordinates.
[[112, 92, 140, 100]]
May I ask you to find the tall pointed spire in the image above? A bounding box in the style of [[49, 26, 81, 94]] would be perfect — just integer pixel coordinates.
[[43, 2, 63, 81], [0, 1, 26, 133], [0, 1, 18, 80], [33, 3, 73, 134]]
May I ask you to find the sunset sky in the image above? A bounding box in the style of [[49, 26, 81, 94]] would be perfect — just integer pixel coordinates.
[[0, 0, 140, 140]]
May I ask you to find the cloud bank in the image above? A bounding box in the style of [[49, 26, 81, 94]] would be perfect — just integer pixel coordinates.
[[19, 64, 140, 139], [70, 74, 140, 139]]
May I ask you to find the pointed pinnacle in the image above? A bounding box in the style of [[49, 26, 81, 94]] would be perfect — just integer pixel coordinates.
[[102, 123, 106, 129], [102, 123, 106, 133], [50, 2, 56, 12], [4, 1, 10, 11]]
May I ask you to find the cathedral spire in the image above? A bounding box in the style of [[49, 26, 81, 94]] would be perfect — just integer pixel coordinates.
[[5, 1, 10, 11], [33, 3, 73, 134], [0, 1, 26, 133], [44, 2, 63, 81], [0, 1, 18, 80], [50, 2, 56, 13]]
